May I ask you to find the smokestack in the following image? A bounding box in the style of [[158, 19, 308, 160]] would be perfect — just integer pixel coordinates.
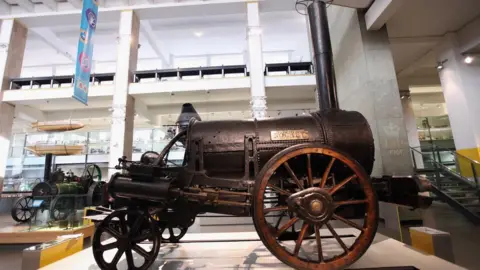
[[176, 103, 201, 131], [307, 0, 339, 110], [44, 153, 53, 182]]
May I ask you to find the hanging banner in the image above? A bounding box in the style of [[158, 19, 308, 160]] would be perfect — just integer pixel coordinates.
[[72, 0, 99, 105]]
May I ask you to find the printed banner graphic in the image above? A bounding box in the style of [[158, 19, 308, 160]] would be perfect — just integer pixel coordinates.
[[72, 0, 99, 105]]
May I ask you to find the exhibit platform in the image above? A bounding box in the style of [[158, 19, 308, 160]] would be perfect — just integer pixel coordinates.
[[40, 229, 465, 270], [0, 223, 94, 244]]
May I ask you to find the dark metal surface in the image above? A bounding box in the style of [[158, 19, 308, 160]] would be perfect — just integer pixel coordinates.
[[308, 0, 339, 110], [92, 209, 161, 270], [186, 109, 374, 177], [44, 153, 53, 182]]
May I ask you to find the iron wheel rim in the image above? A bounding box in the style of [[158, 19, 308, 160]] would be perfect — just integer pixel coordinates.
[[92, 209, 161, 270], [253, 144, 378, 270]]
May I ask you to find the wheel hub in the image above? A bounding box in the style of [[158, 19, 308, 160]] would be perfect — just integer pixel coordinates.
[[287, 187, 334, 224]]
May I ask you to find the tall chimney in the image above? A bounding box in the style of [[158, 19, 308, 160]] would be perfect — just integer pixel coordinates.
[[307, 0, 339, 110], [44, 153, 53, 182]]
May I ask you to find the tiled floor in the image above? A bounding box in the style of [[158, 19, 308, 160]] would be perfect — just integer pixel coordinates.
[[0, 202, 479, 270]]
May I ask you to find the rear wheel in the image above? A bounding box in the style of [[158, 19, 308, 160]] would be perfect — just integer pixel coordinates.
[[253, 144, 378, 270]]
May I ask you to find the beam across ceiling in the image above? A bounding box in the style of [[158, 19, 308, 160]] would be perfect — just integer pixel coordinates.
[[30, 27, 76, 62], [67, 0, 82, 9], [457, 15, 480, 53], [365, 0, 406, 31], [15, 0, 35, 12], [139, 21, 170, 67], [14, 105, 46, 122], [134, 98, 156, 125], [42, 0, 58, 11]]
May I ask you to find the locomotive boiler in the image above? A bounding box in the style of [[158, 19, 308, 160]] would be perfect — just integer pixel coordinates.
[[91, 1, 431, 270]]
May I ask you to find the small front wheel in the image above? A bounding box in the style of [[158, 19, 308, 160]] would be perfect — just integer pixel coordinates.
[[92, 209, 161, 270]]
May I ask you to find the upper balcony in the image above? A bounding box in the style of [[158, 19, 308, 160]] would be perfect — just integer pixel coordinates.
[[4, 62, 316, 107]]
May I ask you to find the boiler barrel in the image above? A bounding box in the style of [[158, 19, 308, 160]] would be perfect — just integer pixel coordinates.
[[187, 109, 374, 177]]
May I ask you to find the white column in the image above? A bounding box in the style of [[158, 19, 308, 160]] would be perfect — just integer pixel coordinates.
[[108, 10, 139, 178], [0, 20, 27, 193], [246, 1, 267, 119], [438, 33, 480, 161], [401, 91, 424, 169]]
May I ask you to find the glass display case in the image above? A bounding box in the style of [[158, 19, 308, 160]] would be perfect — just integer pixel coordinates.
[[3, 164, 45, 192], [416, 115, 453, 142], [133, 129, 153, 153], [27, 194, 90, 231], [87, 131, 110, 155]]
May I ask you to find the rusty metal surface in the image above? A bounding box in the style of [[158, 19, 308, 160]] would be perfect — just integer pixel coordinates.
[[186, 109, 375, 178]]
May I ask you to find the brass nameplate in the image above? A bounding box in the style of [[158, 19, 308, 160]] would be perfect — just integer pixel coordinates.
[[271, 130, 310, 141]]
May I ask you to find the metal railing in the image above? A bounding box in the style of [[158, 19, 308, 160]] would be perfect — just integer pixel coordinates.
[[410, 145, 479, 190]]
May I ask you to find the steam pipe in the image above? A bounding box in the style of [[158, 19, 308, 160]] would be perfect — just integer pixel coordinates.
[[307, 0, 339, 110]]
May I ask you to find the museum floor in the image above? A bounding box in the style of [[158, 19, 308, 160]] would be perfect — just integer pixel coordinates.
[[0, 202, 479, 270]]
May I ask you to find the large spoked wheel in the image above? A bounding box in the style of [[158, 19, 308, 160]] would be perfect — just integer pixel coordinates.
[[93, 209, 161, 270], [11, 196, 34, 223], [50, 196, 75, 221], [82, 164, 102, 182], [159, 224, 188, 243], [253, 144, 378, 270], [87, 181, 107, 206]]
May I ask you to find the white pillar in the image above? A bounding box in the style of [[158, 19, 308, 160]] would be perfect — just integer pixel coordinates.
[[328, 7, 412, 176], [401, 91, 424, 169], [246, 1, 267, 119], [108, 11, 139, 178], [0, 20, 27, 193], [438, 33, 480, 176]]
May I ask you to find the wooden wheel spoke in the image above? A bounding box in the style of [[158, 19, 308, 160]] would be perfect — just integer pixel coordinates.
[[264, 206, 288, 214], [104, 226, 122, 239], [267, 184, 292, 196], [335, 199, 368, 207], [125, 248, 134, 268], [276, 217, 299, 237], [132, 244, 150, 258], [333, 214, 364, 231], [329, 175, 357, 195], [307, 154, 313, 187], [168, 227, 174, 238], [275, 211, 285, 229], [326, 223, 349, 254], [283, 161, 304, 190], [314, 224, 323, 262], [320, 157, 336, 188], [97, 242, 118, 252], [294, 223, 309, 256], [109, 246, 125, 267]]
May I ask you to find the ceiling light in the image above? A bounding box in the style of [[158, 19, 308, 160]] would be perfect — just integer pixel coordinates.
[[464, 56, 474, 64], [194, 32, 204, 37], [436, 59, 447, 71]]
